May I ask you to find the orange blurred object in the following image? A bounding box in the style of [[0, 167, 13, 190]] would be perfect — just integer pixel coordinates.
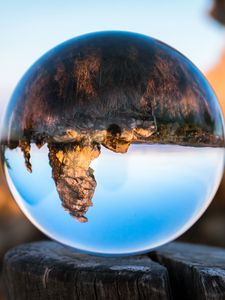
[[206, 48, 225, 118], [0, 165, 20, 216]]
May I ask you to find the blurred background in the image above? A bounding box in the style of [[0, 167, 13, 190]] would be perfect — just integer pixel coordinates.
[[0, 0, 225, 298]]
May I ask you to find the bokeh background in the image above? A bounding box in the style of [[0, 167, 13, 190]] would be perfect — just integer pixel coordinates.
[[0, 0, 225, 298]]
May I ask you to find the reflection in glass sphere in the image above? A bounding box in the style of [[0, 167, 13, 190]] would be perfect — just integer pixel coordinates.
[[1, 31, 224, 255]]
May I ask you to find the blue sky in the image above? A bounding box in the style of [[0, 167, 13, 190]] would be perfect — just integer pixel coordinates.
[[6, 144, 224, 254], [0, 0, 224, 113]]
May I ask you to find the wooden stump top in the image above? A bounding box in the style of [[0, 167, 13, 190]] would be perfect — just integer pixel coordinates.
[[3, 241, 170, 300], [3, 241, 225, 300], [151, 242, 225, 300]]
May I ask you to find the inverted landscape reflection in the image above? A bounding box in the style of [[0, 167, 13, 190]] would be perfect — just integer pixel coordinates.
[[1, 31, 225, 255]]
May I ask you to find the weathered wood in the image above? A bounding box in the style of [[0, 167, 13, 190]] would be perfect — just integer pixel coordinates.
[[151, 242, 225, 300], [3, 241, 171, 300], [4, 241, 225, 300]]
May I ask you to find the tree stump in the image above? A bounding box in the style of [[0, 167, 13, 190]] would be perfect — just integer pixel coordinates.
[[3, 241, 171, 300], [3, 241, 225, 300], [151, 242, 225, 300]]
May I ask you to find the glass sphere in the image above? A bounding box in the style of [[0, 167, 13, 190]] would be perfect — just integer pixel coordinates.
[[1, 31, 224, 255]]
